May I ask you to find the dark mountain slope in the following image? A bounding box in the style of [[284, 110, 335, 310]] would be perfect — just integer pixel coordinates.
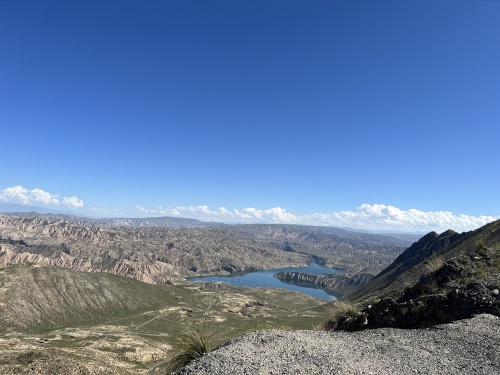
[[378, 230, 465, 277], [326, 220, 500, 330], [348, 229, 468, 301]]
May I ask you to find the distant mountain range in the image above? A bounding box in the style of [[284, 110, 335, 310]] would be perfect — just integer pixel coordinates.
[[0, 204, 228, 228], [0, 212, 411, 282], [1, 211, 223, 228], [0, 206, 424, 242], [0, 203, 79, 216]]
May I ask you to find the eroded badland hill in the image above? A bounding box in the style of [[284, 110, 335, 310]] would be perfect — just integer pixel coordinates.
[[0, 213, 409, 282]]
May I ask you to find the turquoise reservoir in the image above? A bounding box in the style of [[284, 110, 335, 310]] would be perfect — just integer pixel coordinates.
[[187, 263, 342, 300]]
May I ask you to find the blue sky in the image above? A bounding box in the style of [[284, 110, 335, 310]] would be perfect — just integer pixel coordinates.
[[1, 0, 499, 232]]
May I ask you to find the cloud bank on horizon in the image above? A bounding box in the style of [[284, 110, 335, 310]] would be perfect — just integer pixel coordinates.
[[0, 185, 84, 208], [135, 203, 498, 233], [0, 186, 496, 233]]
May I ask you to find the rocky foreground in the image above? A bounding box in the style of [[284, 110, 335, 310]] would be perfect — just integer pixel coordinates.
[[175, 314, 499, 375]]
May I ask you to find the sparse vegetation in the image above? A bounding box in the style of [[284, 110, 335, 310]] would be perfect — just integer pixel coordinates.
[[0, 263, 333, 374], [165, 324, 211, 374], [15, 351, 43, 365], [425, 255, 445, 274], [477, 239, 488, 256], [323, 300, 367, 332]]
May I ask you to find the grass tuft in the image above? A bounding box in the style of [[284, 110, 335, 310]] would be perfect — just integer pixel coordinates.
[[165, 324, 211, 374], [477, 239, 489, 256], [323, 300, 367, 332]]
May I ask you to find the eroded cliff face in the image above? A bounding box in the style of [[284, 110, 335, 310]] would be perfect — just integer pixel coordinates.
[[0, 246, 182, 283], [275, 272, 374, 296]]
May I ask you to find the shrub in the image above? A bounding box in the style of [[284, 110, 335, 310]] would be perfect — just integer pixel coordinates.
[[323, 300, 367, 332]]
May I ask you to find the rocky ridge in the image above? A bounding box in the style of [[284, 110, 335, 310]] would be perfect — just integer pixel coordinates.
[[327, 219, 500, 330], [347, 229, 468, 301]]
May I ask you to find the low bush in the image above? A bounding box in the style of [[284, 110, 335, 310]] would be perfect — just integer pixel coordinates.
[[323, 300, 367, 332]]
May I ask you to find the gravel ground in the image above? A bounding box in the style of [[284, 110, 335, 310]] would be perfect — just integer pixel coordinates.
[[175, 314, 499, 375]]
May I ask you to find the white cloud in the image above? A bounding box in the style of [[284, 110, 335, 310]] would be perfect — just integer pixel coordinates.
[[134, 203, 499, 232], [135, 205, 148, 213], [240, 207, 300, 223], [30, 188, 59, 205], [62, 196, 84, 208], [134, 204, 299, 223], [0, 185, 84, 209], [301, 204, 498, 233], [0, 186, 32, 205]]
